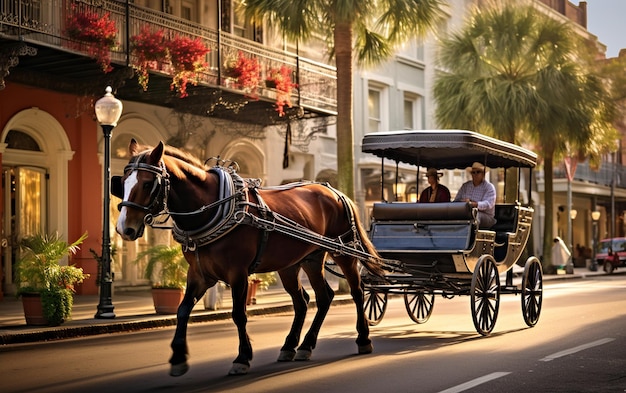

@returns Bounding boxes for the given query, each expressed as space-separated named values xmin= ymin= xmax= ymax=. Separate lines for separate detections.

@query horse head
xmin=116 ymin=139 xmax=168 ymax=241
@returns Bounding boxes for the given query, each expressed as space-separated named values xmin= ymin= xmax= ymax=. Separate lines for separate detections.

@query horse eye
xmin=143 ymin=181 xmax=153 ymax=191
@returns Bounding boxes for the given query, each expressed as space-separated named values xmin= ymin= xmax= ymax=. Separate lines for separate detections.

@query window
xmin=403 ymin=93 xmax=422 ymax=130
xmin=368 ymin=87 xmax=382 ymax=133
xmin=181 ymin=1 xmax=196 ymax=22
xmin=5 ymin=130 xmax=41 ymax=151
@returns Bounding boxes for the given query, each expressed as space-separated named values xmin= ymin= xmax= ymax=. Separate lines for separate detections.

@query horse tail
xmin=329 ymin=187 xmax=384 ymax=278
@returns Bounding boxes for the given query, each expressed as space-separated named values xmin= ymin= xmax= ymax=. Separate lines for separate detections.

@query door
xmin=2 ymin=166 xmax=47 ymax=294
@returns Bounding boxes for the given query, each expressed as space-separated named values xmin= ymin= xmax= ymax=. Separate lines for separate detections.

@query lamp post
xmin=567 ymin=209 xmax=577 ymax=274
xmin=94 ymin=86 xmax=122 ymax=319
xmin=591 ymin=210 xmax=601 ymax=271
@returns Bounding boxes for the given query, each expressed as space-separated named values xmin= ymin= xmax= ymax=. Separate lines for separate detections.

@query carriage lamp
xmin=591 ymin=210 xmax=601 ymax=271
xmin=94 ymin=86 xmax=123 ymax=319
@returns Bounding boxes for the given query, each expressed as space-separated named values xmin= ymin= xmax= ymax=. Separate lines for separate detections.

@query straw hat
xmin=425 ymin=168 xmax=443 ymax=178
xmin=470 ymin=162 xmax=486 ymax=172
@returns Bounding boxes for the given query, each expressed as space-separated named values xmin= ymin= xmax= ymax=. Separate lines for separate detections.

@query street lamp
xmin=567 ymin=209 xmax=577 ymax=274
xmin=591 ymin=210 xmax=601 ymax=271
xmin=94 ymin=86 xmax=122 ymax=319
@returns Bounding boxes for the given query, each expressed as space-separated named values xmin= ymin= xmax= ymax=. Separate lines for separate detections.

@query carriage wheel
xmin=521 ymin=257 xmax=543 ymax=327
xmin=470 ymin=256 xmax=500 ymax=336
xmin=404 ymin=290 xmax=435 ymax=324
xmin=363 ymin=287 xmax=387 ymax=326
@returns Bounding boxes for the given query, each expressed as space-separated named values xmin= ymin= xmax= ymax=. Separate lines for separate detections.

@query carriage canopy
xmin=361 ymin=130 xmax=537 ymax=169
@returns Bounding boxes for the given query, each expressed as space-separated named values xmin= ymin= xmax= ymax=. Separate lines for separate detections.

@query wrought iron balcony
xmin=0 ymin=0 xmax=337 ymax=125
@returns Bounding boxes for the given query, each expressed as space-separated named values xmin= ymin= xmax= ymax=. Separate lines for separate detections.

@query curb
xmin=0 ymin=297 xmax=355 ymax=345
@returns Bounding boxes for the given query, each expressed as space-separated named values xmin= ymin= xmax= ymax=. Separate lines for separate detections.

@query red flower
xmin=130 ymin=27 xmax=169 ymax=91
xmin=167 ymin=36 xmax=209 ymax=98
xmin=64 ymin=5 xmax=117 ymax=73
xmin=224 ymin=52 xmax=261 ymax=97
xmin=266 ymin=66 xmax=296 ymax=116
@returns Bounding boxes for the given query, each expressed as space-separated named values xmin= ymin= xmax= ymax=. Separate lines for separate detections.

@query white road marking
xmin=539 ymin=338 xmax=615 ymax=362
xmin=437 ymin=372 xmax=511 ymax=393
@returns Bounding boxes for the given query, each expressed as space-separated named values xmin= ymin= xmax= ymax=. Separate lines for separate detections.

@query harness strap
xmin=247 ymin=188 xmax=271 ymax=275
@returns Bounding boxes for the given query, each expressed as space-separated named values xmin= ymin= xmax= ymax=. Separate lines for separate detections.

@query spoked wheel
xmin=404 ymin=290 xmax=435 ymax=324
xmin=470 ymin=255 xmax=500 ymax=336
xmin=363 ymin=287 xmax=387 ymax=326
xmin=521 ymin=257 xmax=543 ymax=327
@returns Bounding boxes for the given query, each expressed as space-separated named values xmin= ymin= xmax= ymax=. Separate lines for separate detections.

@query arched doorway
xmin=0 ymin=109 xmax=73 ymax=295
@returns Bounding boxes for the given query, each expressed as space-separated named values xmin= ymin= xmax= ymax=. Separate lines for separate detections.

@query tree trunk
xmin=334 ymin=21 xmax=355 ymax=199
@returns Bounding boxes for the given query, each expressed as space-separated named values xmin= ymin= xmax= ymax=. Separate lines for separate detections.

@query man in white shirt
xmin=454 ymin=162 xmax=496 ymax=228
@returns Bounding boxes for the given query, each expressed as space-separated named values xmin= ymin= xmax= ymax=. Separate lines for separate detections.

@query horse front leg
xmin=169 ymin=283 xmax=206 ymax=376
xmin=229 ymin=279 xmax=253 ymax=375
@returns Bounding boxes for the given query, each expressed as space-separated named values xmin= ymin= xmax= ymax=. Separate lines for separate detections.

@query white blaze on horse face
xmin=116 ymin=171 xmax=139 ymax=235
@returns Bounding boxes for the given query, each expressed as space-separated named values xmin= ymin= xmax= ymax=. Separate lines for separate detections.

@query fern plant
xmin=134 ymin=244 xmax=188 ymax=289
xmin=15 ymin=232 xmax=88 ymax=326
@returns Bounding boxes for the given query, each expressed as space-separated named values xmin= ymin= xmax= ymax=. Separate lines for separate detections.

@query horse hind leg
xmin=276 ymin=264 xmax=311 ymax=362
xmin=294 ymin=252 xmax=335 ymax=361
xmin=334 ymin=255 xmax=373 ymax=355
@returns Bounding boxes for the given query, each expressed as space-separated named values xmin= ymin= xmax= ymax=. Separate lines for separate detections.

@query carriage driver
xmin=454 ymin=162 xmax=496 ymax=228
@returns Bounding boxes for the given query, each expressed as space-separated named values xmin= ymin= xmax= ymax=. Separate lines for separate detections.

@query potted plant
xmin=63 ymin=5 xmax=117 ymax=73
xmin=247 ymin=272 xmax=277 ymax=305
xmin=223 ymin=51 xmax=261 ymax=96
xmin=167 ymin=35 xmax=209 ymax=98
xmin=130 ymin=27 xmax=169 ymax=91
xmin=15 ymin=232 xmax=89 ymax=326
xmin=265 ymin=65 xmax=296 ymax=116
xmin=134 ymin=244 xmax=189 ymax=314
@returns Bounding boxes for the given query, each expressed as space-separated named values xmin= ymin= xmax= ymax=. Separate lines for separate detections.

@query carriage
xmin=329 ymin=130 xmax=543 ymax=336
xmin=115 ymin=130 xmax=541 ymax=376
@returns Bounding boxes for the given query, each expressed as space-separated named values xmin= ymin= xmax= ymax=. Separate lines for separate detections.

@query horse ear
xmin=150 ymin=141 xmax=165 ymax=163
xmin=129 ymin=138 xmax=139 ymax=156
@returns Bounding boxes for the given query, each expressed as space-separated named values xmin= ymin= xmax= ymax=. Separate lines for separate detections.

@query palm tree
xmin=240 ymin=0 xmax=447 ymax=199
xmin=433 ymin=1 xmax=617 ymax=272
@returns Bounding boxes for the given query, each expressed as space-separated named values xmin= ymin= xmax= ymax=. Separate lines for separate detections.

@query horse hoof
xmin=228 ymin=363 xmax=250 ymax=375
xmin=294 ymin=349 xmax=312 ymax=361
xmin=358 ymin=343 xmax=373 ymax=354
xmin=170 ymin=362 xmax=189 ymax=377
xmin=277 ymin=350 xmax=296 ymax=362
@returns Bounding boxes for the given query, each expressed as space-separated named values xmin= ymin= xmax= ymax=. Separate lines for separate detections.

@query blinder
xmin=111 ymin=176 xmax=124 ymax=199
xmin=117 ymin=160 xmax=169 ymax=215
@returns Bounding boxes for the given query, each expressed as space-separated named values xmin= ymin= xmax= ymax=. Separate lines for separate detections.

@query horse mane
xmin=162 ymin=145 xmax=207 ymax=170
xmin=133 ymin=142 xmax=207 ymax=171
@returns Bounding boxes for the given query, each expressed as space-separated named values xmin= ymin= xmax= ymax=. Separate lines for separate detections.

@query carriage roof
xmin=361 ymin=130 xmax=537 ymax=169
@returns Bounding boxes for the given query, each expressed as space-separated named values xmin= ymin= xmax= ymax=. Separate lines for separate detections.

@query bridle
xmin=117 ymin=159 xmax=170 ymax=226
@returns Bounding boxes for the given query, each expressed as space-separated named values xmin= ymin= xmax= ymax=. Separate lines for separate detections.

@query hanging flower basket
xmin=167 ymin=36 xmax=210 ymax=98
xmin=130 ymin=27 xmax=169 ymax=91
xmin=223 ymin=51 xmax=260 ymax=96
xmin=265 ymin=66 xmax=296 ymax=116
xmin=64 ymin=5 xmax=117 ymax=73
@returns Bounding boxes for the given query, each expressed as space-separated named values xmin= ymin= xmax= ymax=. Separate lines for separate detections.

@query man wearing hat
xmin=419 ymin=168 xmax=451 ymax=203
xmin=453 ymin=162 xmax=496 ymax=228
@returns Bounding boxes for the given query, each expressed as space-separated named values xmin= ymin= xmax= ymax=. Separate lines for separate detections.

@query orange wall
xmin=0 ymin=83 xmax=103 ymax=261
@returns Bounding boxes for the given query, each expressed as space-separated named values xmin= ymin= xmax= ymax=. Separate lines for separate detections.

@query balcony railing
xmin=0 ymin=0 xmax=337 ymax=114
xmin=553 ymin=160 xmax=626 ymax=188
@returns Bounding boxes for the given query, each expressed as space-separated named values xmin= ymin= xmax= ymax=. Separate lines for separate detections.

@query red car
xmin=595 ymin=238 xmax=626 ymax=273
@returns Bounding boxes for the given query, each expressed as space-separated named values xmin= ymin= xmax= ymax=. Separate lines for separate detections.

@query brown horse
xmin=115 ymin=139 xmax=383 ymax=376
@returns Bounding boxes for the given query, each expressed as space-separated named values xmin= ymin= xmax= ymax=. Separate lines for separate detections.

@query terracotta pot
xmin=246 ymin=279 xmax=261 ymax=305
xmin=151 ymin=288 xmax=184 ymax=314
xmin=21 ymin=293 xmax=48 ymax=326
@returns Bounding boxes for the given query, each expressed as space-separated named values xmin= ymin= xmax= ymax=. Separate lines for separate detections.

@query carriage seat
xmin=370 ymin=202 xmax=475 ymax=253
xmin=491 ymin=204 xmax=519 ymax=244
xmin=372 ymin=201 xmax=473 ymax=222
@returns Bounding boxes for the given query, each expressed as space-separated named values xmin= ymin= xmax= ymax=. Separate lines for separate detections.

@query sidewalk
xmin=0 ymin=267 xmax=611 ymax=345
